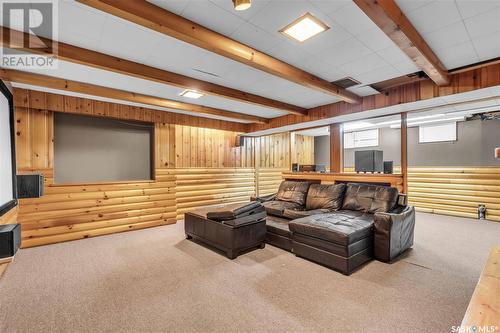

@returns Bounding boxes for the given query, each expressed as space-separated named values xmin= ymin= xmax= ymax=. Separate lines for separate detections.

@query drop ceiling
xmin=3 ymin=0 xmax=499 ymax=123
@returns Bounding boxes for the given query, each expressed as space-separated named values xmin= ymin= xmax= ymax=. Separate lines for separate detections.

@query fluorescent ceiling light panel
xmin=180 ymin=90 xmax=204 ymax=99
xmin=280 ymin=13 xmax=329 ymax=42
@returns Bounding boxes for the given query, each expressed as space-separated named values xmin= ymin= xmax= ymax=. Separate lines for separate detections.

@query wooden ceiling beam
xmin=76 ymin=0 xmax=362 ymax=104
xmin=1 ymin=27 xmax=306 ymax=116
xmin=353 ymin=0 xmax=450 ymax=86
xmin=0 ymin=69 xmax=269 ymax=124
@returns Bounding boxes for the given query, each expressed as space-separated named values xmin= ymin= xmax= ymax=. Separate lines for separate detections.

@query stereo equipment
xmin=299 ymin=164 xmax=316 ymax=172
xmin=355 ymin=150 xmax=383 ymax=173
xmin=383 ymin=161 xmax=394 ymax=174
xmin=291 ymin=163 xmax=299 ymax=172
xmin=0 ymin=224 xmax=21 ymax=258
xmin=315 ymin=164 xmax=326 ymax=173
xmin=16 ymin=174 xmax=44 ymax=199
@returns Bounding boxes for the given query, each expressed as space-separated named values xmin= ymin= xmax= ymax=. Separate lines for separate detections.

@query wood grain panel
xmin=256 ymin=133 xmax=290 ymax=168
xmin=293 ymin=134 xmax=314 ymax=165
xmin=0 ymin=206 xmax=18 ymax=225
xmin=258 ymin=168 xmax=288 ymax=196
xmin=248 ymin=63 xmax=500 ymax=133
xmin=407 ymin=167 xmax=500 ymax=221
xmin=172 ymin=168 xmax=256 ymax=220
xmin=14 ymin=88 xmax=249 ymax=132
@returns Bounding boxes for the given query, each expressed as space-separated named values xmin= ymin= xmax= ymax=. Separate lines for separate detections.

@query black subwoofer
xmin=355 ymin=150 xmax=383 ymax=173
xmin=0 ymin=224 xmax=21 ymax=258
xmin=17 ymin=174 xmax=44 ymax=199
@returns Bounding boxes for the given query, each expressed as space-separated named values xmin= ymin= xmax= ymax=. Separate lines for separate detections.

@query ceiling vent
xmin=191 ymin=68 xmax=221 ymax=78
xmin=331 ymin=77 xmax=361 ymax=89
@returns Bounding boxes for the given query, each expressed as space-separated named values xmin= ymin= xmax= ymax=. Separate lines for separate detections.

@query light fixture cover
xmin=180 ymin=90 xmax=204 ymax=99
xmin=280 ymin=13 xmax=329 ymax=42
xmin=233 ymin=0 xmax=251 ymax=11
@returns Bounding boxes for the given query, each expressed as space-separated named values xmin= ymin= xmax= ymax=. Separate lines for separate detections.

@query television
xmin=0 ymin=80 xmax=17 ymax=217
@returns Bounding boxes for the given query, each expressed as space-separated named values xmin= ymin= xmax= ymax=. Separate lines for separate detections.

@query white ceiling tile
xmin=434 ymin=41 xmax=479 ymax=69
xmin=146 ymin=0 xmax=190 ymax=15
xmin=317 ymin=38 xmax=372 ymax=67
xmin=376 ymin=45 xmax=413 ymax=64
xmin=178 ymin=0 xmax=245 ymax=36
xmin=309 ymin=0 xmax=351 ymax=15
xmin=293 ymin=24 xmax=353 ymax=55
xmin=265 ymin=41 xmax=313 ymax=67
xmin=464 ymin=8 xmax=500 ymax=39
xmin=355 ymin=65 xmax=401 ymax=85
xmin=341 ymin=54 xmax=388 ymax=76
xmin=355 ymin=28 xmax=395 ymax=52
xmin=395 ymin=0 xmax=433 ymax=13
xmin=230 ymin=23 xmax=283 ymax=54
xmin=58 ymin=1 xmax=106 ymax=42
xmin=347 ymin=85 xmax=380 ymax=97
xmin=456 ymin=0 xmax=500 ymax=19
xmin=403 ymin=1 xmax=462 ymax=34
xmin=392 ymin=60 xmax=420 ymax=75
xmin=315 ymin=64 xmax=349 ymax=82
xmin=472 ymin=31 xmax=500 ymax=61
xmin=327 ymin=2 xmax=378 ymax=35
xmin=423 ymin=21 xmax=470 ymax=51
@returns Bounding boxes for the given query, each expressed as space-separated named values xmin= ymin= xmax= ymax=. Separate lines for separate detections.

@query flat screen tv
xmin=0 ymin=80 xmax=17 ymax=217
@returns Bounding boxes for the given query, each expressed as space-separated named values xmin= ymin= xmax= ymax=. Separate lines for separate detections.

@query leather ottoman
xmin=289 ymin=211 xmax=374 ymax=275
xmin=184 ymin=202 xmax=267 ymax=259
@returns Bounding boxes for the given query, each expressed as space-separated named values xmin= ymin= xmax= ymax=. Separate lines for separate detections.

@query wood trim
xmin=353 ymin=0 xmax=449 ymax=85
xmin=329 ymin=123 xmax=342 ymax=173
xmin=248 ymin=62 xmax=500 ymax=133
xmin=1 ymin=27 xmax=306 ymax=116
xmin=76 ymin=0 xmax=361 ymax=104
xmin=14 ymin=88 xmax=250 ymax=133
xmin=461 ymin=246 xmax=500 ymax=328
xmin=1 ymin=69 xmax=268 ymax=124
xmin=401 ymin=113 xmax=408 ymax=194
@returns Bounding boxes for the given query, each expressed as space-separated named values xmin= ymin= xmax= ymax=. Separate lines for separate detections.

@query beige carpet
xmin=0 ymin=212 xmax=498 ymax=333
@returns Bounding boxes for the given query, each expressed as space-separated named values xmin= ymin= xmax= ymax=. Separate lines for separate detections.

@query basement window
xmin=344 ymin=129 xmax=379 ymax=149
xmin=419 ymin=122 xmax=457 ymax=143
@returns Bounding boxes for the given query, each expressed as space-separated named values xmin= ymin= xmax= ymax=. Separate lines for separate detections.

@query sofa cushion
xmin=266 ymin=215 xmax=292 ymax=238
xmin=206 ymin=201 xmax=263 ymax=221
xmin=306 ymin=183 xmax=346 ymax=211
xmin=283 ymin=208 xmax=329 ymax=220
xmin=341 ymin=183 xmax=398 ymax=214
xmin=275 ymin=181 xmax=311 ymax=206
xmin=262 ymin=200 xmax=302 ymax=217
xmin=289 ymin=210 xmax=374 ymax=246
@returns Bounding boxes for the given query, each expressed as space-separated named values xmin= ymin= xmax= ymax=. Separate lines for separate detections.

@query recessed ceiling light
xmin=180 ymin=90 xmax=204 ymax=99
xmin=280 ymin=13 xmax=329 ymax=42
xmin=233 ymin=0 xmax=251 ymax=11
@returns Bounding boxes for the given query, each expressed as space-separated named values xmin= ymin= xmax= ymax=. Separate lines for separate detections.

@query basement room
xmin=0 ymin=0 xmax=499 ymax=332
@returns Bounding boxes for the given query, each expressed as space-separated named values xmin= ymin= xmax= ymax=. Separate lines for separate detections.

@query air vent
xmin=191 ymin=68 xmax=221 ymax=78
xmin=332 ymin=77 xmax=361 ymax=89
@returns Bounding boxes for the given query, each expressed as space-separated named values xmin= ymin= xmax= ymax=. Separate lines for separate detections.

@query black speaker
xmin=291 ymin=163 xmax=299 ymax=172
xmin=315 ymin=164 xmax=326 ymax=172
xmin=17 ymin=174 xmax=44 ymax=199
xmin=384 ymin=161 xmax=394 ymax=174
xmin=355 ymin=150 xmax=383 ymax=173
xmin=0 ymin=224 xmax=21 ymax=258
xmin=235 ymin=136 xmax=245 ymax=147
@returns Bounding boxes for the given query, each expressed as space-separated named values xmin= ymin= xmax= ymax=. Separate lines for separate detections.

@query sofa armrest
xmin=373 ymin=205 xmax=415 ymax=262
xmin=251 ymin=193 xmax=276 ymax=203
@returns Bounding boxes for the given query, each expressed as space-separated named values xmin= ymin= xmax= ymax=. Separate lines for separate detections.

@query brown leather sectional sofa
xmin=255 ymin=181 xmax=415 ymax=275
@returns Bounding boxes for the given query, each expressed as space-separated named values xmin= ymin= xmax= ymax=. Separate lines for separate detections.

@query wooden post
xmin=330 ymin=124 xmax=343 ymax=173
xmin=401 ymin=113 xmax=408 ymax=194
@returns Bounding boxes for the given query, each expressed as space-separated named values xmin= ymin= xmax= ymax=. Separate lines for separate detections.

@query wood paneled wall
xmin=248 ymin=63 xmax=500 ymax=133
xmin=408 ymin=167 xmax=500 ymax=222
xmin=293 ymin=134 xmax=314 ymax=165
xmin=0 ymin=206 xmax=18 ymax=225
xmin=255 ymin=133 xmax=290 ymax=169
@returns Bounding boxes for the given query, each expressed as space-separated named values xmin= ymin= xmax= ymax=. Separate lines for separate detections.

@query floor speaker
xmin=384 ymin=161 xmax=394 ymax=174
xmin=355 ymin=150 xmax=383 ymax=173
xmin=0 ymin=224 xmax=21 ymax=258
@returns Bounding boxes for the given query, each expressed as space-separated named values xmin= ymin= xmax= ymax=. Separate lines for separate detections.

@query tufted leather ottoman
xmin=184 ymin=202 xmax=267 ymax=259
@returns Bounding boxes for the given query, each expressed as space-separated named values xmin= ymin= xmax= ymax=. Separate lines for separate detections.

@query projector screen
xmin=0 ymin=80 xmax=17 ymax=217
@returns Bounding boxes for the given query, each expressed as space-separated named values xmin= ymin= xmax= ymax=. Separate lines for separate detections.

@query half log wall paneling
xmin=407 ymin=167 xmax=500 ymax=222
xmin=0 ymin=207 xmax=18 ymax=225
xmin=174 ymin=168 xmax=256 ymax=220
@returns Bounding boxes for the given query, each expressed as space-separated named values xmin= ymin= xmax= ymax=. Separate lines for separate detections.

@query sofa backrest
xmin=341 ymin=183 xmax=399 ymax=214
xmin=305 ymin=183 xmax=346 ymax=211
xmin=275 ymin=181 xmax=311 ymax=206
